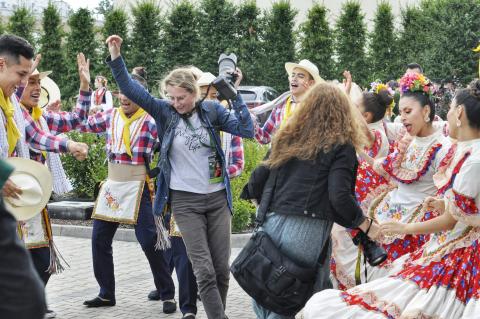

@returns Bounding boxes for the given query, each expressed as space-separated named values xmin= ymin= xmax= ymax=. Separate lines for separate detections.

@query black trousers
xmin=29 ymin=246 xmax=51 ymax=286
xmin=91 ymin=187 xmax=175 ymax=301
xmin=0 ymin=199 xmax=46 ymax=319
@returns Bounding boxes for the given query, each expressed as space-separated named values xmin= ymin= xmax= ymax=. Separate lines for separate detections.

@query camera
xmin=352 ymin=230 xmax=387 ymax=266
xmin=212 ymin=53 xmax=238 ymax=101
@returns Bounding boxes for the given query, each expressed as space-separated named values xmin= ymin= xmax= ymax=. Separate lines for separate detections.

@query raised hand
xmin=30 ymin=54 xmax=42 ymax=75
xmin=342 ymin=70 xmax=352 ymax=95
xmin=77 ymin=53 xmax=90 ymax=91
xmin=105 ymin=35 xmax=123 ymax=60
xmin=46 ymin=100 xmax=62 ymax=113
xmin=234 ymin=67 xmax=243 ymax=88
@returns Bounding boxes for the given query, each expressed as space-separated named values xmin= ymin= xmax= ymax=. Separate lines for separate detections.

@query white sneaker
xmin=44 ymin=309 xmax=57 ymax=319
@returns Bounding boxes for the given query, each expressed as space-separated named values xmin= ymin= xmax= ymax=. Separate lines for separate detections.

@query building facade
xmin=0 ymin=0 xmax=71 ymax=20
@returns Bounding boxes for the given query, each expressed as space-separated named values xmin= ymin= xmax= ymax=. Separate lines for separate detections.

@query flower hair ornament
xmin=399 ymin=73 xmax=434 ymax=97
xmin=370 ymin=80 xmax=395 ymax=111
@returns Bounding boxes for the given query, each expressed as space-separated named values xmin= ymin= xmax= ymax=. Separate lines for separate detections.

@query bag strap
xmin=255 ymin=167 xmax=279 ymax=227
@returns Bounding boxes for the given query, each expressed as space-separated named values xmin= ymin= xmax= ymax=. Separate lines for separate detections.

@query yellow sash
xmin=118 ymin=108 xmax=146 ymax=157
xmin=280 ymin=96 xmax=299 ymax=128
xmin=31 ymin=105 xmax=43 ymax=121
xmin=0 ymin=88 xmax=20 ymax=155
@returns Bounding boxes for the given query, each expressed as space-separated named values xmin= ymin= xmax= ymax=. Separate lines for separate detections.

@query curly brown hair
xmin=266 ymin=82 xmax=366 ymax=168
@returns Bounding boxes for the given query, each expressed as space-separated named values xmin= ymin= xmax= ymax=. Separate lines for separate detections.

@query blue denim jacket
xmin=107 ymin=56 xmax=254 ymax=215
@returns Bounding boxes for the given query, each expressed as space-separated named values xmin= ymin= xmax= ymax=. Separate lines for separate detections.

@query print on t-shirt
xmin=175 ymin=119 xmax=210 ymax=152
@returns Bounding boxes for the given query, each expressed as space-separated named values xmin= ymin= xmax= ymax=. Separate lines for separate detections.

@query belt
xmin=108 ymin=163 xmax=146 ymax=182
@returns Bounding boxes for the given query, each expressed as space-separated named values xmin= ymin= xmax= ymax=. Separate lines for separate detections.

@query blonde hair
xmin=266 ymin=83 xmax=366 ymax=168
xmin=96 ymin=75 xmax=108 ymax=87
xmin=161 ymin=67 xmax=200 ymax=98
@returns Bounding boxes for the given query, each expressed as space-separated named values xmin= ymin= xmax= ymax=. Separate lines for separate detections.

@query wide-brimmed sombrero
xmin=3 ymin=157 xmax=53 ymax=221
xmin=39 ymin=73 xmax=61 ymax=108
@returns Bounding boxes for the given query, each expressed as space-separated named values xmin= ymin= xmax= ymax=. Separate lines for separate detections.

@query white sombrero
xmin=197 ymin=72 xmax=216 ymax=87
xmin=40 ymin=74 xmax=61 ymax=108
xmin=285 ymin=59 xmax=324 ymax=84
xmin=4 ymin=158 xmax=53 ymax=221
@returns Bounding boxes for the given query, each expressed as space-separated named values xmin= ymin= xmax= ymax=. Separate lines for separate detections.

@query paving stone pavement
xmin=46 ymin=236 xmax=256 ymax=319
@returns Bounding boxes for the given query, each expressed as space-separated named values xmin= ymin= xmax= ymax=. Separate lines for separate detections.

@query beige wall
xmin=114 ymin=0 xmax=420 ymax=28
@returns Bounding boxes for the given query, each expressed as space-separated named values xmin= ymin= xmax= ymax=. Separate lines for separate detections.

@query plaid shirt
xmin=45 ymin=90 xmax=91 ymax=135
xmin=226 ymin=135 xmax=244 ymax=178
xmin=22 ymin=109 xmax=68 ymax=154
xmin=254 ymin=93 xmax=290 ymax=144
xmin=79 ymin=108 xmax=158 ymax=165
xmin=29 ymin=90 xmax=91 ymax=163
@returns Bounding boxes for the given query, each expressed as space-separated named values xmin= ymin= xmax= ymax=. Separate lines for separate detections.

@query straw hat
xmin=40 ymin=74 xmax=61 ymax=108
xmin=197 ymin=72 xmax=217 ymax=87
xmin=3 ymin=158 xmax=53 ymax=221
xmin=285 ymin=59 xmax=324 ymax=84
xmin=30 ymin=69 xmax=52 ymax=80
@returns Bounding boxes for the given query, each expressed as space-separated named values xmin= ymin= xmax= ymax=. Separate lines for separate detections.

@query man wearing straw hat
xmin=0 ymin=34 xmax=88 ymax=319
xmin=253 ymin=59 xmax=323 ymax=144
xmin=0 ymin=35 xmax=88 ymax=192
xmin=16 ymin=53 xmax=93 ymax=319
xmin=78 ymin=67 xmax=176 ymax=314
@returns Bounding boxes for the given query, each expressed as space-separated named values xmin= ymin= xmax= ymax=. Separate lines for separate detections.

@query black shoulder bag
xmin=231 ymin=168 xmax=328 ymax=316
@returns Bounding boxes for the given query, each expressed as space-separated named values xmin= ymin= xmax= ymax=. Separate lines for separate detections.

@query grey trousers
xmin=171 ymin=189 xmax=231 ymax=319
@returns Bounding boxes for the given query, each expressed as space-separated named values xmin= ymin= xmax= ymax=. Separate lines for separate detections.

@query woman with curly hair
xmin=242 ymin=82 xmax=379 ymax=319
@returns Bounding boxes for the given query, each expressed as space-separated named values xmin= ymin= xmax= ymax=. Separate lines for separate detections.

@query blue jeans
xmin=91 ymin=187 xmax=175 ymax=301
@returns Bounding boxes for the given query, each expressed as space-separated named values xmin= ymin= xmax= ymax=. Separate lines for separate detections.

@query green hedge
xmin=61 ymin=131 xmax=108 ymax=198
xmin=230 ymin=139 xmax=268 ymax=232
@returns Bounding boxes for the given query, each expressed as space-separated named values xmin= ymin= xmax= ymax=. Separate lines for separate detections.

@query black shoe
xmin=163 ymin=300 xmax=177 ymax=314
xmin=147 ymin=290 xmax=160 ymax=301
xmin=182 ymin=314 xmax=196 ymax=319
xmin=83 ymin=296 xmax=116 ymax=307
xmin=44 ymin=309 xmax=57 ymax=319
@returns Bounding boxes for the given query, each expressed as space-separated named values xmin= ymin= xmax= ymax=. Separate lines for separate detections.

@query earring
xmin=424 ymin=115 xmax=430 ymax=123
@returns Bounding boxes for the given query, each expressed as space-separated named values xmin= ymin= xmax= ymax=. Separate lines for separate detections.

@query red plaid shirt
xmin=28 ymin=90 xmax=91 ymax=163
xmin=79 ymin=108 xmax=158 ymax=165
xmin=226 ymin=135 xmax=244 ymax=178
xmin=254 ymin=94 xmax=290 ymax=144
xmin=22 ymin=110 xmax=68 ymax=154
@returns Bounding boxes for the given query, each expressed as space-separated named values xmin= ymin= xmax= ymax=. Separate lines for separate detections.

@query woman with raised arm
xmin=105 ymin=35 xmax=253 ymax=319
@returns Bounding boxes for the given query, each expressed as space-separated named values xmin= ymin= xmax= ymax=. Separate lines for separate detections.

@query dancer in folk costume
xmin=17 ymin=54 xmax=91 ymax=319
xmin=304 ymin=79 xmax=480 ymax=319
xmin=90 ymin=75 xmax=113 ymax=113
xmin=330 ymin=73 xmax=453 ymax=289
xmin=254 ymin=59 xmax=323 ymax=144
xmin=330 ymin=77 xmax=394 ymax=290
xmin=0 ymin=34 xmax=88 ymax=319
xmin=80 ymin=69 xmax=176 ymax=313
